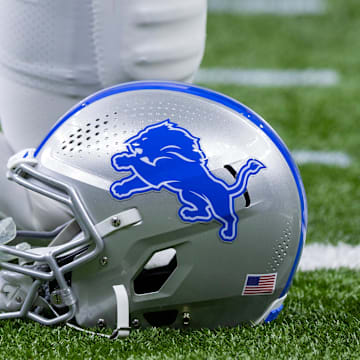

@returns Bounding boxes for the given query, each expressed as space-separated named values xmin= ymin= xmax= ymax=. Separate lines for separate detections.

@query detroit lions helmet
xmin=0 ymin=81 xmax=306 ymax=337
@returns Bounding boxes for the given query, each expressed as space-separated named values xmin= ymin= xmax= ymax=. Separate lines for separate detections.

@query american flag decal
xmin=242 ymin=273 xmax=277 ymax=295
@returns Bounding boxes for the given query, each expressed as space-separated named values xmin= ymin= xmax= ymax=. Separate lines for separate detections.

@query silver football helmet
xmin=0 ymin=81 xmax=307 ymax=337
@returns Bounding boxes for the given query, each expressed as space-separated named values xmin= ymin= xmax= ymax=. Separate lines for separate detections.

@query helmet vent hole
xmin=143 ymin=310 xmax=178 ymax=327
xmin=134 ymin=249 xmax=177 ymax=294
xmin=267 ymin=222 xmax=292 ymax=272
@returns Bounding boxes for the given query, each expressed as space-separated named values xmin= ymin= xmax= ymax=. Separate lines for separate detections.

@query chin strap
xmin=65 ymin=284 xmax=130 ymax=339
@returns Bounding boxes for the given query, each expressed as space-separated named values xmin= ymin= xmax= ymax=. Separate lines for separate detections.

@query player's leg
xmin=0 ymin=0 xmax=207 ymax=150
xmin=0 ymin=0 xmax=207 ymax=230
xmin=0 ymin=78 xmax=83 ymax=153
xmin=0 ymin=132 xmax=36 ymax=229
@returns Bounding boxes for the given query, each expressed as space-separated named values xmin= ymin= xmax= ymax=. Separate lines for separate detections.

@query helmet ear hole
xmin=133 ymin=251 xmax=177 ymax=294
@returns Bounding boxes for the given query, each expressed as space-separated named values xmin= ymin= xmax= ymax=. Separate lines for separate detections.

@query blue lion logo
xmin=110 ymin=120 xmax=265 ymax=242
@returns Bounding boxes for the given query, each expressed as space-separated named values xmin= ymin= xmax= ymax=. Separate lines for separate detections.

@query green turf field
xmin=1 ymin=0 xmax=360 ymax=358
xmin=1 ymin=271 xmax=359 ymax=359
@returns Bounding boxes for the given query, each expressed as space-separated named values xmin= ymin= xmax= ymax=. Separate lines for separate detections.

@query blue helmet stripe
xmin=34 ymin=81 xmax=307 ymax=297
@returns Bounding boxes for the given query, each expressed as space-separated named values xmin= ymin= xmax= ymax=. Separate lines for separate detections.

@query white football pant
xmin=0 ymin=0 xmax=207 ymax=230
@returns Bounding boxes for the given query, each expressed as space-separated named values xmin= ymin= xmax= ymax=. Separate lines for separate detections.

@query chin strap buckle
xmin=50 ymin=287 xmax=77 ymax=308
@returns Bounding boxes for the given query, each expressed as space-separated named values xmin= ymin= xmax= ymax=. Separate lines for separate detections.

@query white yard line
xmin=292 ymin=150 xmax=351 ymax=168
xmin=195 ymin=68 xmax=339 ymax=87
xmin=208 ymin=0 xmax=326 ymax=15
xmin=299 ymin=243 xmax=360 ymax=271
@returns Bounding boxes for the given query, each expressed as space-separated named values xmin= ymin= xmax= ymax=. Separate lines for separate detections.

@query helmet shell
xmin=35 ymin=81 xmax=307 ymax=328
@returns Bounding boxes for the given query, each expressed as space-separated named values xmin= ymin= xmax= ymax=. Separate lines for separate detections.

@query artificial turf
xmin=0 ymin=270 xmax=359 ymax=359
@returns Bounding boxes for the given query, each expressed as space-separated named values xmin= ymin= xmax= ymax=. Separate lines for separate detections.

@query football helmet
xmin=0 ymin=81 xmax=307 ymax=337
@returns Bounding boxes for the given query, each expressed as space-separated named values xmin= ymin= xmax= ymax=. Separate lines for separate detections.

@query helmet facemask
xmin=0 ymin=151 xmax=139 ymax=336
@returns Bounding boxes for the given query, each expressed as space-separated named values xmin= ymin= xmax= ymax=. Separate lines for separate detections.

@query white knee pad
xmin=92 ymin=0 xmax=207 ymax=85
